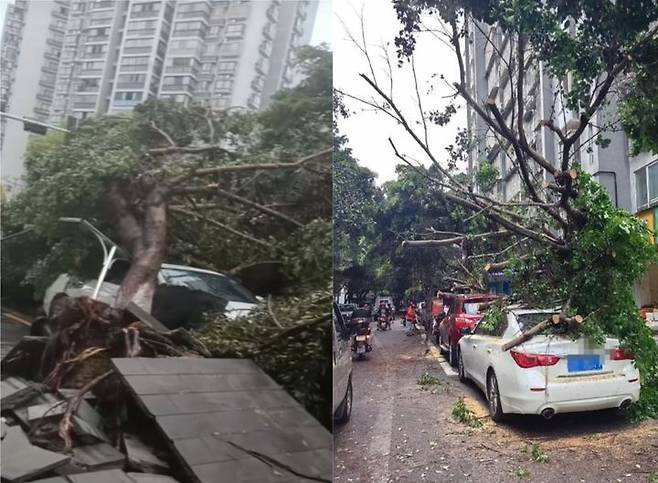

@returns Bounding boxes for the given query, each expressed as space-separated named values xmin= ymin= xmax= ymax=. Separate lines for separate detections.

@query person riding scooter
xmin=404 ymin=302 xmax=417 ymax=336
xmin=375 ymin=302 xmax=390 ymax=330
xmin=350 ymin=306 xmax=373 ymax=359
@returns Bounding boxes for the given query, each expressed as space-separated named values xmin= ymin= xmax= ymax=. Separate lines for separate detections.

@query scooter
xmin=377 ymin=314 xmax=391 ymax=331
xmin=351 ymin=318 xmax=373 ymax=360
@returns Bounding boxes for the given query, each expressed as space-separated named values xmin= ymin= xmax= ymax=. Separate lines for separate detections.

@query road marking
xmin=426 ymin=338 xmax=458 ymax=377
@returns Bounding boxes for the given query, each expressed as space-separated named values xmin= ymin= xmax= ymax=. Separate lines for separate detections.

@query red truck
xmin=435 ymin=292 xmax=499 ymax=366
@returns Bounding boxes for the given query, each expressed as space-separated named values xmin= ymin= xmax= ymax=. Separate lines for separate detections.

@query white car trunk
xmin=515 ymin=335 xmax=637 ymax=401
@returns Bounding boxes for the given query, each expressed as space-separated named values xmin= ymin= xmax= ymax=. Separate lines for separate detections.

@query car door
xmin=333 ymin=303 xmax=352 ymax=414
xmin=467 ymin=312 xmax=506 ymax=389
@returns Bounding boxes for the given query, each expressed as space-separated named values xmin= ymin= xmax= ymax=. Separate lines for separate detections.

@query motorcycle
xmin=377 ymin=314 xmax=391 ymax=331
xmin=350 ymin=317 xmax=373 ymax=359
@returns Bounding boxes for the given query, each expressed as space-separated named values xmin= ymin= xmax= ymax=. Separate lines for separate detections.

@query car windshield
xmin=160 ymin=268 xmax=257 ymax=304
xmin=516 ymin=312 xmax=555 ymax=331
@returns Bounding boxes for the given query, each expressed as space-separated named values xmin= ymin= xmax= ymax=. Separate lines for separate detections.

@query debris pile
xmin=1 ymin=297 xmax=332 ymax=483
xmin=0 ymin=297 xmax=206 ymax=482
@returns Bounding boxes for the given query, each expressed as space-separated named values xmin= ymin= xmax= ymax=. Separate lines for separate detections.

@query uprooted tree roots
xmin=5 ymin=296 xmax=210 ymax=451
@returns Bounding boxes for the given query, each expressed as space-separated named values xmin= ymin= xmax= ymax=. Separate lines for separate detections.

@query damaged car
xmin=38 ymin=218 xmax=259 ymax=332
xmin=458 ymin=308 xmax=640 ymax=421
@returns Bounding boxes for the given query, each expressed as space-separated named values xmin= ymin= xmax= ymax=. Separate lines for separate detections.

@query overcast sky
xmin=333 ymin=0 xmax=465 ymax=184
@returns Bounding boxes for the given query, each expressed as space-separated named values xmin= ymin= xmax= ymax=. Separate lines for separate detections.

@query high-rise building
xmin=463 ymin=18 xmax=658 ymax=304
xmin=0 ymin=0 xmax=70 ymax=191
xmin=463 ymin=19 xmax=632 ymax=211
xmin=1 ymin=0 xmax=319 ymax=189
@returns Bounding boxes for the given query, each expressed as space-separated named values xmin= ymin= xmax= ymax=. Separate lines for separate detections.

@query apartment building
xmin=464 ymin=18 xmax=658 ymax=305
xmin=0 ymin=0 xmax=70 ymax=191
xmin=463 ymin=19 xmax=631 ymax=211
xmin=1 ymin=0 xmax=318 ymax=189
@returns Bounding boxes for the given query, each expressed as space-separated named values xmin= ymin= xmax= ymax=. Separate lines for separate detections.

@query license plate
xmin=356 ymin=335 xmax=367 ymax=341
xmin=567 ymin=354 xmax=602 ymax=372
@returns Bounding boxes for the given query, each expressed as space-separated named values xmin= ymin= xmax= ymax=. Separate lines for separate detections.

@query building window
xmin=225 ymin=23 xmax=245 ymax=38
xmin=217 ymin=61 xmax=236 ymax=72
xmin=215 ymin=79 xmax=233 ymax=91
xmin=222 ymin=42 xmax=241 ymax=56
xmin=114 ymin=91 xmax=143 ymax=101
xmin=635 ymin=162 xmax=658 ymax=210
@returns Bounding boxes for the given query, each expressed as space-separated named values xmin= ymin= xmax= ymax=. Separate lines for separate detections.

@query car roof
xmin=160 ymin=263 xmax=228 ymax=278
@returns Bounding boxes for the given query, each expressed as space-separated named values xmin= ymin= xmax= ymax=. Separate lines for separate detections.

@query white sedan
xmin=458 ymin=308 xmax=641 ymax=421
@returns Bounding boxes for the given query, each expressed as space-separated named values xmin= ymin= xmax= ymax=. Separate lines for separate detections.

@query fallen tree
xmin=341 ymin=1 xmax=658 ymax=416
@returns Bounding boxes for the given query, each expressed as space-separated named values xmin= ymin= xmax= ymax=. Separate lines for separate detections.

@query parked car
xmin=339 ymin=303 xmax=357 ymax=321
xmin=436 ymin=292 xmax=499 ymax=365
xmin=458 ymin=308 xmax=640 ymax=421
xmin=333 ymin=302 xmax=353 ymax=424
xmin=43 ymin=263 xmax=259 ymax=328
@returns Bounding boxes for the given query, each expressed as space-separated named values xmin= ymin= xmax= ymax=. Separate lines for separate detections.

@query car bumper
xmin=501 ymin=374 xmax=641 ymax=415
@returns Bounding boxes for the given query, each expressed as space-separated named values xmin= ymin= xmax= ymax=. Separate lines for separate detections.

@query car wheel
xmin=487 ymin=370 xmax=504 ymax=422
xmin=458 ymin=349 xmax=467 ymax=383
xmin=448 ymin=341 xmax=458 ymax=366
xmin=335 ymin=378 xmax=353 ymax=424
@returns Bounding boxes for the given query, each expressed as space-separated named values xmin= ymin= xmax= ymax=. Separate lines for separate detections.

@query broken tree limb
xmin=402 ymin=230 xmax=510 ymax=248
xmin=484 ymin=254 xmax=530 ymax=272
xmin=501 ymin=313 xmax=584 ymax=352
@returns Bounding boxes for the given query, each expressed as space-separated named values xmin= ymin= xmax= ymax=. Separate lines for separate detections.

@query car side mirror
xmin=460 ymin=327 xmax=473 ymax=335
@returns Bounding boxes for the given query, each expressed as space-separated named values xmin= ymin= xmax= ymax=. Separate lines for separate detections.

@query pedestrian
xmin=404 ymin=302 xmax=416 ymax=336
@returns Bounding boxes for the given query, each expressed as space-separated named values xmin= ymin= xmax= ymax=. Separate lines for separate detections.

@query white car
xmin=333 ymin=302 xmax=353 ymax=424
xmin=458 ymin=308 xmax=640 ymax=421
xmin=43 ymin=264 xmax=259 ymax=321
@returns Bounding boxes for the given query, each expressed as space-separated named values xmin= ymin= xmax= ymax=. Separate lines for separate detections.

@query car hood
xmin=223 ymin=301 xmax=258 ymax=319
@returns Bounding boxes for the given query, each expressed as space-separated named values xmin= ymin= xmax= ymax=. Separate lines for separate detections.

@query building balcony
xmin=130 ymin=10 xmax=161 ymax=19
xmin=73 ymin=101 xmax=97 ymax=109
xmin=80 ymin=68 xmax=104 ymax=76
xmin=82 ymin=52 xmax=107 ymax=59
xmin=165 ymin=65 xmax=198 ymax=75
xmin=176 ymin=10 xmax=210 ymax=21
xmin=123 ymin=46 xmax=153 ymax=54
xmin=116 ymin=81 xmax=146 ymax=89
xmin=83 ymin=34 xmax=110 ymax=43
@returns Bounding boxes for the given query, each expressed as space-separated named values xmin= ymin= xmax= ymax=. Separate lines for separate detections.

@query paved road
xmin=1 ymin=309 xmax=31 ymax=359
xmin=335 ymin=318 xmax=658 ymax=483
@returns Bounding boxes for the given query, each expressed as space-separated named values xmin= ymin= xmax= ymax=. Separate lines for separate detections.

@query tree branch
xmin=170 ymin=206 xmax=278 ymax=251
xmin=402 ymin=230 xmax=510 ymax=248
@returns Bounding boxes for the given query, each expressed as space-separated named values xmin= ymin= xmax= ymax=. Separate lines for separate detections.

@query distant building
xmin=463 ymin=19 xmax=632 ymax=210
xmin=463 ymin=18 xmax=657 ymax=305
xmin=1 ymin=0 xmax=318 ymax=189
xmin=0 ymin=0 xmax=70 ymax=193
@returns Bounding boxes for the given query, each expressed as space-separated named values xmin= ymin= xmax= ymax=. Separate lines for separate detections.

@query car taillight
xmin=611 ymin=348 xmax=635 ymax=360
xmin=510 ymin=351 xmax=560 ymax=368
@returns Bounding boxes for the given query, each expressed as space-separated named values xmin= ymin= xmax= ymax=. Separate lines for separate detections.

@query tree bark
xmin=108 ymin=182 xmax=168 ymax=313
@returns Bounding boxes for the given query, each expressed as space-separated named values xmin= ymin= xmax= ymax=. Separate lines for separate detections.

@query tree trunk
xmin=108 ymin=183 xmax=168 ymax=313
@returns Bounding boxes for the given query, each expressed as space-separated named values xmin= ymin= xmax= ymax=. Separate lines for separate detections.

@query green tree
xmin=3 ymin=46 xmax=332 ymax=312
